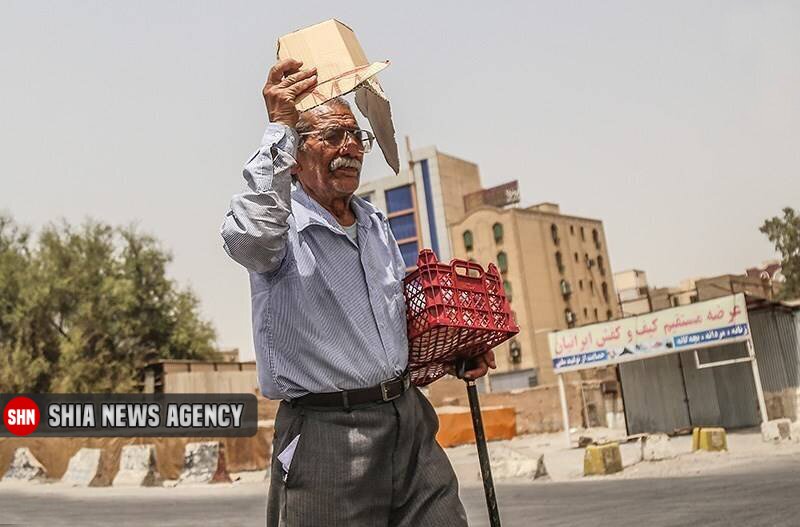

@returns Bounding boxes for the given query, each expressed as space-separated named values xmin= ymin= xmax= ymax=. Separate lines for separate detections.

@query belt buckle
xmin=380 ymin=377 xmax=402 ymax=402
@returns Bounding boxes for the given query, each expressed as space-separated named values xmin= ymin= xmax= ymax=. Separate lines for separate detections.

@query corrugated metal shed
xmin=749 ymin=306 xmax=800 ymax=392
xmin=619 ymin=301 xmax=800 ymax=434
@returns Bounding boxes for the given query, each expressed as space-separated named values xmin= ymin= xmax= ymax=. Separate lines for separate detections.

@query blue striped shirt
xmin=221 ymin=124 xmax=409 ymax=400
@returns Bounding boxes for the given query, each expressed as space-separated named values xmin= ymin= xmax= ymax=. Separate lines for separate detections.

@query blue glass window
xmin=385 ymin=185 xmax=413 ymax=213
xmin=399 ymin=241 xmax=419 ymax=268
xmin=389 ymin=214 xmax=417 ymax=241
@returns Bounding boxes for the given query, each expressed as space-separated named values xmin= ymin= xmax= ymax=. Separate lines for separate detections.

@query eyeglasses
xmin=299 ymin=127 xmax=375 ymax=153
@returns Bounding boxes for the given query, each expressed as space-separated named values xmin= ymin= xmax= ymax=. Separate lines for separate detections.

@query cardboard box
xmin=277 ymin=19 xmax=399 ymax=174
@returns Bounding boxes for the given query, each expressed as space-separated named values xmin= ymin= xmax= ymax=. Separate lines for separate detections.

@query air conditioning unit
xmin=509 ymin=340 xmax=522 ymax=364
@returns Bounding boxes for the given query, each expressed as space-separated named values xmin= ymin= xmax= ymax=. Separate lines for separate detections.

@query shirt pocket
xmin=391 ymin=281 xmax=407 ymax=321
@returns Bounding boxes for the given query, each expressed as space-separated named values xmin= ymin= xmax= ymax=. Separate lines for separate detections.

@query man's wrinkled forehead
xmin=306 ymin=104 xmax=358 ymax=129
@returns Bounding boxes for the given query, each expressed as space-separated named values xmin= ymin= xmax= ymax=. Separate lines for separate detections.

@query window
xmin=503 ymin=280 xmax=513 ymax=301
xmin=497 ymin=251 xmax=508 ymax=273
xmin=493 ymin=223 xmax=504 ymax=244
xmin=579 ymin=279 xmax=584 ymax=290
xmin=385 ymin=186 xmax=414 ymax=213
xmin=385 ymin=185 xmax=420 ymax=266
xmin=590 ymin=280 xmax=595 ymax=296
xmin=388 ymin=214 xmax=416 ymax=241
xmin=601 ymin=282 xmax=609 ymax=303
xmin=594 ymin=308 xmax=599 ymax=320
xmin=570 ymin=225 xmax=575 ymax=235
xmin=565 ymin=309 xmax=576 ymax=328
xmin=574 ymin=252 xmax=579 ymax=263
xmin=597 ymin=255 xmax=605 ymax=276
xmin=606 ymin=309 xmax=613 ymax=320
xmin=550 ymin=224 xmax=559 ymax=245
xmin=580 ymin=226 xmax=585 ymax=241
xmin=555 ymin=251 xmax=564 ymax=273
xmin=463 ymin=230 xmax=474 ymax=251
xmin=398 ymin=241 xmax=419 ymax=268
xmin=583 ymin=307 xmax=588 ymax=318
xmin=592 ymin=228 xmax=601 ymax=249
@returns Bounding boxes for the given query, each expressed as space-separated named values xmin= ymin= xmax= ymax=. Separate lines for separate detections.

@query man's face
xmin=295 ymin=105 xmax=365 ymax=201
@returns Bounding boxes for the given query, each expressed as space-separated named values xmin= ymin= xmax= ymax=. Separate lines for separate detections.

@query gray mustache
xmin=329 ymin=157 xmax=362 ymax=172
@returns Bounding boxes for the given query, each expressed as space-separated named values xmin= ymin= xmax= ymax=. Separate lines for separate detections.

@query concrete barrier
xmin=584 ymin=443 xmax=623 ymax=476
xmin=113 ymin=445 xmax=162 ymax=487
xmin=692 ymin=427 xmax=727 ymax=452
xmin=177 ymin=441 xmax=231 ymax=484
xmin=488 ymin=445 xmax=547 ymax=481
xmin=641 ymin=433 xmax=675 ymax=461
xmin=761 ymin=419 xmax=792 ymax=442
xmin=61 ymin=448 xmax=103 ymax=487
xmin=2 ymin=447 xmax=47 ymax=482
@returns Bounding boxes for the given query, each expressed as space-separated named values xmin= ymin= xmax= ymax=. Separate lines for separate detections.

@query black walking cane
xmin=455 ymin=357 xmax=502 ymax=527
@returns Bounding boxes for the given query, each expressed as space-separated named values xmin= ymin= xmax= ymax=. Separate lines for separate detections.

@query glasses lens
xmin=356 ymin=130 xmax=374 ymax=153
xmin=320 ymin=128 xmax=373 ymax=153
xmin=321 ymin=128 xmax=346 ymax=145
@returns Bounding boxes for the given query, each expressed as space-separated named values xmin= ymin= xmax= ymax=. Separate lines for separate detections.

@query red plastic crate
xmin=404 ymin=250 xmax=519 ymax=386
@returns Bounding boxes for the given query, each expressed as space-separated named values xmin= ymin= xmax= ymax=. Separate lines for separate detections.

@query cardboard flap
xmin=355 ymin=78 xmax=399 ymax=174
xmin=294 ymin=61 xmax=388 ymax=112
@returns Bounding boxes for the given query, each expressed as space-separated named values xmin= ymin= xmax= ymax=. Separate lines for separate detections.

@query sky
xmin=1 ymin=1 xmax=798 ymax=360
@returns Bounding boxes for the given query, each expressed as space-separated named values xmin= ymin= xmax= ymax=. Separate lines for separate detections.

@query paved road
xmin=2 ymin=457 xmax=798 ymax=526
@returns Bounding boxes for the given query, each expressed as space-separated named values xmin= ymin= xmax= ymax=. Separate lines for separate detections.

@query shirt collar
xmin=292 ymin=182 xmax=385 ymax=233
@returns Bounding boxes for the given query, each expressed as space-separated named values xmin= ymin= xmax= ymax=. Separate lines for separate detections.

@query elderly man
xmin=221 ymin=59 xmax=495 ymax=526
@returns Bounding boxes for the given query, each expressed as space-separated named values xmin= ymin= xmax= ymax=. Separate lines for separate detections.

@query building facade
xmin=359 ymin=146 xmax=620 ymax=386
xmin=614 ymin=269 xmax=652 ymax=316
xmin=449 ymin=204 xmax=620 ymax=385
xmin=616 ymin=260 xmax=785 ymax=316
xmin=357 ymin=146 xmax=483 ymax=269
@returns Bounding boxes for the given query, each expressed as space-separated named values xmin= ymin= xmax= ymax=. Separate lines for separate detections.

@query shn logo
xmin=3 ymin=396 xmax=40 ymax=436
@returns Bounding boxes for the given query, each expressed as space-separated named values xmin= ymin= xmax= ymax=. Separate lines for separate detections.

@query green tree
xmin=0 ymin=216 xmax=52 ymax=392
xmin=760 ymin=207 xmax=800 ymax=300
xmin=0 ymin=215 xmax=218 ymax=392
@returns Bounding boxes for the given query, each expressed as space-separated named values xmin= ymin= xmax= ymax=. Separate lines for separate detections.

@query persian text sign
xmin=463 ymin=181 xmax=520 ymax=211
xmin=548 ymin=294 xmax=749 ymax=373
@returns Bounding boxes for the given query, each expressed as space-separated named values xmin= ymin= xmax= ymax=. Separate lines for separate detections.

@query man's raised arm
xmin=220 ymin=60 xmax=317 ymax=274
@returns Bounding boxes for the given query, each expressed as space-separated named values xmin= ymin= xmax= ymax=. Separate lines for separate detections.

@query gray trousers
xmin=266 ymin=386 xmax=468 ymax=526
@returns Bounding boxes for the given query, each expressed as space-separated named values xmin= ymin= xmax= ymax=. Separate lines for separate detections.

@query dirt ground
xmin=446 ymin=424 xmax=800 ymax=484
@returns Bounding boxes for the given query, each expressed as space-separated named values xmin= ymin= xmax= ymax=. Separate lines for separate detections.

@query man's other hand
xmin=263 ymin=59 xmax=318 ymax=128
xmin=445 ymin=348 xmax=497 ymax=381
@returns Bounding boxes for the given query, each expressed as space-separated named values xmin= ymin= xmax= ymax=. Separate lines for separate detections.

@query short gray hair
xmin=295 ymin=97 xmax=352 ymax=149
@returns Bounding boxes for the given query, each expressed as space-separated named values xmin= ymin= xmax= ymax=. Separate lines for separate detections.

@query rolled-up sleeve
xmin=221 ymin=124 xmax=299 ymax=274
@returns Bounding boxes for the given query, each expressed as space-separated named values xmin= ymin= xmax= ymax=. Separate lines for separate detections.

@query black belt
xmin=292 ymin=371 xmax=411 ymax=409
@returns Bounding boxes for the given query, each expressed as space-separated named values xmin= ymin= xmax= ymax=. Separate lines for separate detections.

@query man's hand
xmin=445 ymin=348 xmax=497 ymax=381
xmin=263 ymin=59 xmax=318 ymax=128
